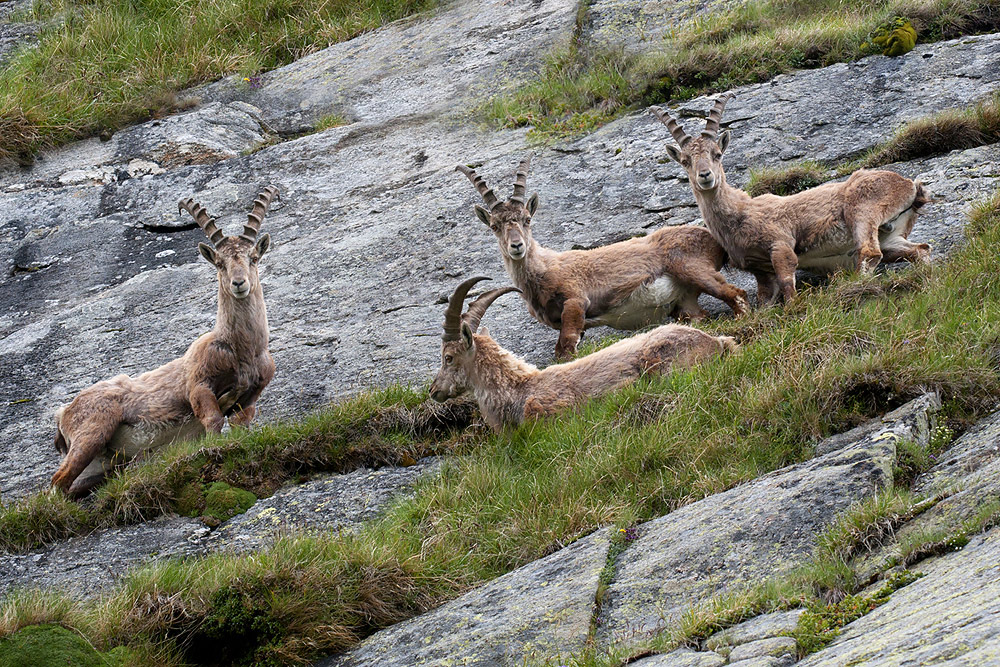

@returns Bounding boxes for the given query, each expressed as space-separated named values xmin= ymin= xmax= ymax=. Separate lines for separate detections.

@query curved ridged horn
xmin=511 ymin=156 xmax=531 ymax=204
xmin=456 ymin=164 xmax=499 ymax=211
xmin=179 ymin=198 xmax=224 ymax=246
xmin=651 ymin=107 xmax=692 ymax=148
xmin=241 ymin=185 xmax=280 ymax=243
xmin=443 ymin=276 xmax=492 ymax=342
xmin=463 ymin=286 xmax=521 ymax=333
xmin=702 ymin=93 xmax=733 ymax=139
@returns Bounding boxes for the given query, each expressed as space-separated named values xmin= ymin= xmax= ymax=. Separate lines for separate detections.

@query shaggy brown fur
xmin=51 ymin=188 xmax=279 ymax=497
xmin=429 ymin=277 xmax=736 ymax=430
xmin=655 ymin=95 xmax=931 ymax=305
xmin=457 ymin=158 xmax=748 ymax=360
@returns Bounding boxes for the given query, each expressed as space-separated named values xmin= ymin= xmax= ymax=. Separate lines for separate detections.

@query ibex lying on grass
xmin=654 ymin=94 xmax=930 ymax=304
xmin=51 ymin=188 xmax=279 ymax=497
xmin=429 ymin=277 xmax=736 ymax=430
xmin=457 ymin=157 xmax=748 ymax=360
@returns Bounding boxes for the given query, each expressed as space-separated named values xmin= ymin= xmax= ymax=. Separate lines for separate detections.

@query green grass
xmin=0 ymin=387 xmax=474 ymax=553
xmin=747 ymin=160 xmax=829 ymax=196
xmin=3 ymin=188 xmax=1000 ymax=665
xmin=487 ymin=0 xmax=1000 ymax=142
xmin=0 ymin=0 xmax=440 ymax=160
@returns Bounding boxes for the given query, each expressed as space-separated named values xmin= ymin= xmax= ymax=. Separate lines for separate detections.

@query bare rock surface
xmin=0 ymin=0 xmax=35 ymax=68
xmin=0 ymin=5 xmax=998 ymax=501
xmin=0 ymin=459 xmax=441 ymax=601
xmin=798 ymin=525 xmax=1000 ymax=666
xmin=631 ymin=648 xmax=727 ymax=667
xmin=595 ymin=394 xmax=938 ymax=647
xmin=705 ymin=610 xmax=805 ymax=652
xmin=321 ymin=528 xmax=612 ymax=667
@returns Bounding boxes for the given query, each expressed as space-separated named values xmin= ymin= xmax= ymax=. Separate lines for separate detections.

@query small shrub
xmin=863 ymin=17 xmax=918 ymax=56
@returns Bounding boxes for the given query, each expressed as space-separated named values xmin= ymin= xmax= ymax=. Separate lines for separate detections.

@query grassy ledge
xmin=2 ymin=188 xmax=1000 ymax=664
xmin=0 ymin=388 xmax=474 ymax=553
xmin=487 ymin=0 xmax=1000 ymax=142
xmin=0 ymin=0 xmax=440 ymax=160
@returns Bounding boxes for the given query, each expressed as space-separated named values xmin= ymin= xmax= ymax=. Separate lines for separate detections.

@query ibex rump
xmin=51 ymin=188 xmax=279 ymax=497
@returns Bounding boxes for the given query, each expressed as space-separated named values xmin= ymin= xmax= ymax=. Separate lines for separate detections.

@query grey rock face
xmin=0 ymin=515 xmax=207 ymax=601
xmin=206 ymin=458 xmax=443 ymax=553
xmin=0 ymin=459 xmax=440 ymax=601
xmin=813 ymin=393 xmax=939 ymax=457
xmin=595 ymin=394 xmax=938 ymax=646
xmin=631 ymin=647 xmax=727 ymax=667
xmin=586 ymin=0 xmax=742 ymax=52
xmin=1 ymin=13 xmax=998 ymax=503
xmin=726 ymin=636 xmax=797 ymax=662
xmin=322 ymin=528 xmax=612 ymax=667
xmin=798 ymin=526 xmax=1000 ymax=666
xmin=0 ymin=0 xmax=36 ymax=68
xmin=705 ymin=609 xmax=805 ymax=651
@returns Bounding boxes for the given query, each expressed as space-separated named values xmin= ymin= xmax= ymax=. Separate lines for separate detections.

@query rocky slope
xmin=1 ymin=0 xmax=1000 ymax=664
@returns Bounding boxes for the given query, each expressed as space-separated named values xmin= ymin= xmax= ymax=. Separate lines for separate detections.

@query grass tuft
xmin=0 ymin=0 xmax=440 ymax=159
xmin=746 ymin=160 xmax=829 ymax=196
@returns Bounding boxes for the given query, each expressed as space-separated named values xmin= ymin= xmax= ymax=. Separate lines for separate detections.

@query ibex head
xmin=429 ymin=276 xmax=520 ymax=402
xmin=654 ymin=94 xmax=733 ymax=192
xmin=457 ymin=157 xmax=538 ymax=262
xmin=179 ymin=186 xmax=279 ymax=299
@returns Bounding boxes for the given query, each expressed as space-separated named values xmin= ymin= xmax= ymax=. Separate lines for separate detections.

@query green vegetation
xmin=0 ymin=388 xmax=473 ymax=553
xmin=314 ymin=112 xmax=350 ymax=132
xmin=746 ymin=161 xmax=829 ymax=196
xmin=0 ymin=0 xmax=440 ymax=160
xmin=1 ymin=188 xmax=1000 ymax=665
xmin=488 ymin=0 xmax=1000 ymax=142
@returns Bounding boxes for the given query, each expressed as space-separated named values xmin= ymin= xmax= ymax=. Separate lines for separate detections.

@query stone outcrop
xmin=0 ymin=459 xmax=441 ymax=600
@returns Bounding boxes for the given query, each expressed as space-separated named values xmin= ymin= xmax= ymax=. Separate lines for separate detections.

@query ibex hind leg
xmin=881 ymin=212 xmax=931 ymax=264
xmin=670 ymin=259 xmax=749 ymax=317
xmin=51 ymin=412 xmax=122 ymax=495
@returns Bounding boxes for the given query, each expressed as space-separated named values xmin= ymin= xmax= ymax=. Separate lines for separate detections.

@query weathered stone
xmin=630 ymin=647 xmax=726 ymax=667
xmin=727 ymin=636 xmax=797 ymax=662
xmin=0 ymin=0 xmax=36 ymax=68
xmin=727 ymin=657 xmax=793 ymax=667
xmin=587 ymin=0 xmax=741 ymax=52
xmin=798 ymin=526 xmax=1000 ymax=666
xmin=704 ymin=609 xmax=805 ymax=651
xmin=595 ymin=394 xmax=926 ymax=646
xmin=321 ymin=528 xmax=612 ymax=667
xmin=812 ymin=393 xmax=939 ymax=457
xmin=0 ymin=516 xmax=207 ymax=601
xmin=206 ymin=458 xmax=443 ymax=553
xmin=0 ymin=460 xmax=440 ymax=601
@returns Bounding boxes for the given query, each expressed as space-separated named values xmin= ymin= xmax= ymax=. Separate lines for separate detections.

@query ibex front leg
xmin=190 ymin=383 xmax=225 ymax=433
xmin=770 ymin=242 xmax=799 ymax=302
xmin=555 ymin=298 xmax=587 ymax=360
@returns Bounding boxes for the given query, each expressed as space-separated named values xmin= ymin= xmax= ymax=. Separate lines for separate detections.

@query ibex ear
xmin=526 ymin=193 xmax=539 ymax=215
xmin=198 ymin=242 xmax=217 ymax=265
xmin=664 ymin=144 xmax=684 ymax=164
xmin=474 ymin=205 xmax=492 ymax=226
xmin=718 ymin=130 xmax=731 ymax=154
xmin=256 ymin=233 xmax=271 ymax=257
xmin=460 ymin=322 xmax=475 ymax=350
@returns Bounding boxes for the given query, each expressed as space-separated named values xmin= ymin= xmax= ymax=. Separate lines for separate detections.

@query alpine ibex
xmin=653 ymin=94 xmax=930 ymax=304
xmin=456 ymin=157 xmax=748 ymax=360
xmin=429 ymin=277 xmax=737 ymax=430
xmin=51 ymin=187 xmax=279 ymax=497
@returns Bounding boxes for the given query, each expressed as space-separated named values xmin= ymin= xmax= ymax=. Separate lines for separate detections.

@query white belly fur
xmin=589 ymin=276 xmax=689 ymax=330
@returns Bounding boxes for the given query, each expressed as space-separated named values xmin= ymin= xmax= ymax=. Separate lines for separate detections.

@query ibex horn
xmin=463 ymin=286 xmax=521 ymax=333
xmin=178 ymin=198 xmax=224 ymax=247
xmin=511 ymin=155 xmax=531 ymax=205
xmin=702 ymin=93 xmax=733 ymax=139
xmin=443 ymin=276 xmax=492 ymax=342
xmin=456 ymin=164 xmax=500 ymax=211
xmin=241 ymin=185 xmax=280 ymax=244
xmin=651 ymin=107 xmax=692 ymax=148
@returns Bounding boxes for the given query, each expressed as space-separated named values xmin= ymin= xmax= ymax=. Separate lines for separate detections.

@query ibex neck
xmin=503 ymin=240 xmax=547 ymax=289
xmin=214 ymin=283 xmax=269 ymax=356
xmin=693 ymin=176 xmax=749 ymax=232
xmin=470 ymin=334 xmax=538 ymax=425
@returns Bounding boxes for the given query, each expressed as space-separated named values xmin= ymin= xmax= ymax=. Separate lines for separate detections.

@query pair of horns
xmin=178 ymin=186 xmax=280 ymax=246
xmin=651 ymin=93 xmax=733 ymax=147
xmin=455 ymin=156 xmax=532 ymax=211
xmin=442 ymin=276 xmax=521 ymax=342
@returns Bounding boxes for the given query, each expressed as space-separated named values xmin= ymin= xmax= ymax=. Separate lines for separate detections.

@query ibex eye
xmin=445 ymin=355 xmax=454 ymax=364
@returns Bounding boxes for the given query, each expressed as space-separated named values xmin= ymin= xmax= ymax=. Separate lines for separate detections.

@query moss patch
xmin=0 ymin=624 xmax=107 ymax=667
xmin=203 ymin=483 xmax=257 ymax=523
